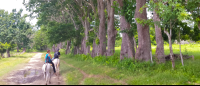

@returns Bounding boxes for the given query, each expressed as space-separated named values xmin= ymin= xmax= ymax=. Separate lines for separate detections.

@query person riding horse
xmin=44 ymin=50 xmax=57 ymax=76
xmin=52 ymin=49 xmax=60 ymax=61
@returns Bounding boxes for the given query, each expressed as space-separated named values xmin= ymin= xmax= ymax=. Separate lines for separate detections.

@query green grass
xmin=84 ymin=77 xmax=122 ymax=85
xmin=60 ymin=63 xmax=83 ymax=85
xmin=58 ymin=44 xmax=200 ymax=85
xmin=0 ymin=52 xmax=37 ymax=85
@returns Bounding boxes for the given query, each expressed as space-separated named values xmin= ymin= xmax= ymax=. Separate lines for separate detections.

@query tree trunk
xmin=1 ymin=53 xmax=4 ymax=58
xmin=198 ymin=21 xmax=200 ymax=30
xmin=17 ymin=46 xmax=19 ymax=52
xmin=117 ymin=0 xmax=135 ymax=60
xmin=120 ymin=33 xmax=129 ymax=60
xmin=84 ymin=19 xmax=90 ymax=55
xmin=107 ymin=0 xmax=117 ymax=56
xmin=127 ymin=34 xmax=135 ymax=59
xmin=179 ymin=31 xmax=184 ymax=66
xmin=62 ymin=42 xmax=65 ymax=49
xmin=168 ymin=35 xmax=175 ymax=69
xmin=98 ymin=0 xmax=107 ymax=56
xmin=153 ymin=10 xmax=165 ymax=63
xmin=91 ymin=39 xmax=98 ymax=57
xmin=52 ymin=44 xmax=56 ymax=53
xmin=135 ymin=0 xmax=151 ymax=61
xmin=6 ymin=49 xmax=10 ymax=57
xmin=164 ymin=21 xmax=175 ymax=69
xmin=58 ymin=42 xmax=62 ymax=49
xmin=23 ymin=47 xmax=26 ymax=53
xmin=66 ymin=40 xmax=71 ymax=54
xmin=80 ymin=18 xmax=90 ymax=55
xmin=81 ymin=37 xmax=85 ymax=54
xmin=73 ymin=46 xmax=78 ymax=55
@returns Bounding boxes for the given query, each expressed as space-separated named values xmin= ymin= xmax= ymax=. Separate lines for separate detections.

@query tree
xmin=106 ymin=0 xmax=118 ymax=56
xmin=0 ymin=10 xmax=17 ymax=57
xmin=24 ymin=0 xmax=84 ymax=54
xmin=0 ymin=42 xmax=6 ymax=58
xmin=97 ymin=0 xmax=107 ymax=56
xmin=185 ymin=0 xmax=200 ymax=30
xmin=117 ymin=0 xmax=136 ymax=60
xmin=152 ymin=0 xmax=165 ymax=63
xmin=148 ymin=0 xmax=190 ymax=69
xmin=135 ymin=0 xmax=151 ymax=61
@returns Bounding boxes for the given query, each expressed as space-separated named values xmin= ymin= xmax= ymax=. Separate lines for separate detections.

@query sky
xmin=0 ymin=0 xmax=37 ymax=25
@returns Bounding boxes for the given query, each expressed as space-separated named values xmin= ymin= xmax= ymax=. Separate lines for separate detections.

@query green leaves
xmin=0 ymin=42 xmax=7 ymax=55
xmin=95 ymin=38 xmax=100 ymax=45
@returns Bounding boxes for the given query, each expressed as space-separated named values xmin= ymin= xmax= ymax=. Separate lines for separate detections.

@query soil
xmin=1 ymin=53 xmax=65 ymax=85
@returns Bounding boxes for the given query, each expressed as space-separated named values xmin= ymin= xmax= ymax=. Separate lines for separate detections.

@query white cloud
xmin=0 ymin=0 xmax=37 ymax=25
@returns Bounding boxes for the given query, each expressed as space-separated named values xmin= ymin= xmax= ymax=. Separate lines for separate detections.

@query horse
xmin=42 ymin=63 xmax=53 ymax=85
xmin=52 ymin=58 xmax=60 ymax=75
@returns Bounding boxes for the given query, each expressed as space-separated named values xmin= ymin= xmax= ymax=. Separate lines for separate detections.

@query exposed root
xmin=165 ymin=54 xmax=193 ymax=61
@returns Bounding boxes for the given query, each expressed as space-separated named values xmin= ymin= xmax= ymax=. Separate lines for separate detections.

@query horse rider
xmin=45 ymin=50 xmax=57 ymax=76
xmin=52 ymin=48 xmax=60 ymax=61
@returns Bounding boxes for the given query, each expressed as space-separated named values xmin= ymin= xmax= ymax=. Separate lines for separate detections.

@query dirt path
xmin=2 ymin=53 xmax=65 ymax=85
xmin=61 ymin=60 xmax=128 ymax=85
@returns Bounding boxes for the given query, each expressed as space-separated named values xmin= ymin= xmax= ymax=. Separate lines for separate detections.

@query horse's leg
xmin=49 ymin=71 xmax=51 ymax=84
xmin=46 ymin=72 xmax=48 ymax=85
xmin=57 ymin=60 xmax=59 ymax=76
xmin=58 ymin=60 xmax=60 ymax=75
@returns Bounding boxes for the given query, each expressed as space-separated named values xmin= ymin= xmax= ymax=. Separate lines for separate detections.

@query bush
xmin=63 ymin=51 xmax=157 ymax=72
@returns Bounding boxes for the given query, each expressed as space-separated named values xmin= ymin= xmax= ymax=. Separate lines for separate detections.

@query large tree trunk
xmin=23 ymin=47 xmax=26 ymax=53
xmin=117 ymin=0 xmax=135 ymax=60
xmin=153 ymin=10 xmax=165 ymax=63
xmin=98 ymin=0 xmax=107 ymax=56
xmin=73 ymin=46 xmax=78 ymax=55
xmin=6 ymin=49 xmax=10 ymax=57
xmin=164 ymin=21 xmax=175 ymax=69
xmin=80 ymin=18 xmax=90 ymax=55
xmin=84 ymin=19 xmax=90 ymax=55
xmin=91 ymin=39 xmax=98 ymax=57
xmin=81 ymin=37 xmax=85 ymax=54
xmin=107 ymin=0 xmax=117 ymax=56
xmin=66 ymin=40 xmax=71 ymax=54
xmin=120 ymin=33 xmax=129 ymax=60
xmin=127 ymin=34 xmax=135 ymax=59
xmin=17 ymin=46 xmax=19 ymax=52
xmin=135 ymin=0 xmax=151 ymax=61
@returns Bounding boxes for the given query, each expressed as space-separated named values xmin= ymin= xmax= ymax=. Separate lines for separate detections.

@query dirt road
xmin=2 ymin=53 xmax=65 ymax=85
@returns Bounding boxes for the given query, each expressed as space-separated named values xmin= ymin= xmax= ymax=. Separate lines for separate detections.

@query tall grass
xmin=59 ymin=44 xmax=200 ymax=85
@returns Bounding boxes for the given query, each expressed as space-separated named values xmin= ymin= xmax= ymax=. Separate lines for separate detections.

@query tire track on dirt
xmin=61 ymin=60 xmax=128 ymax=85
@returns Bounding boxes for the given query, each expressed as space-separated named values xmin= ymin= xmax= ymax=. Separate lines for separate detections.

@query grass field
xmin=59 ymin=44 xmax=200 ymax=85
xmin=0 ymin=53 xmax=37 ymax=85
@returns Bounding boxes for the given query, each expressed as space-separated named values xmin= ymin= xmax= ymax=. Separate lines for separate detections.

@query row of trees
xmin=0 ymin=9 xmax=33 ymax=57
xmin=24 ymin=0 xmax=200 ymax=69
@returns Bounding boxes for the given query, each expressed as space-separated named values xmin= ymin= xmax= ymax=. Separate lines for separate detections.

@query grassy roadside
xmin=0 ymin=52 xmax=37 ymax=85
xmin=58 ymin=44 xmax=200 ymax=85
